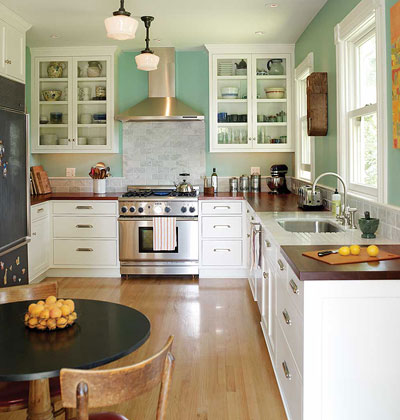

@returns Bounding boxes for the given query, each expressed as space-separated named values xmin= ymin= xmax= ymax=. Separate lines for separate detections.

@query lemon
xmin=338 ymin=246 xmax=350 ymax=256
xmin=367 ymin=245 xmax=379 ymax=257
xmin=350 ymin=245 xmax=361 ymax=256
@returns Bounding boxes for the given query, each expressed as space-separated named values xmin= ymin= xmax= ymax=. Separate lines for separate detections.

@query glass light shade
xmin=135 ymin=53 xmax=160 ymax=71
xmin=104 ymin=15 xmax=138 ymax=40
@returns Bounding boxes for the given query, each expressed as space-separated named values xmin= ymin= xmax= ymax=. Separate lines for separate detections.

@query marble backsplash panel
xmin=122 ymin=121 xmax=206 ymax=187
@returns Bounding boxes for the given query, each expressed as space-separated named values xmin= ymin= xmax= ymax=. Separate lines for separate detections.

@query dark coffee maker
xmin=267 ymin=164 xmax=290 ymax=194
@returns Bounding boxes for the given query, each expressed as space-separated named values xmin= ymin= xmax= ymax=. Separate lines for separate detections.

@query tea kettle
xmin=175 ymin=173 xmax=194 ymax=193
xmin=235 ymin=59 xmax=247 ymax=70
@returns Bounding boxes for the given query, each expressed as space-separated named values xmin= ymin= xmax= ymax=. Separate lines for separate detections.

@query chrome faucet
xmin=311 ymin=172 xmax=357 ymax=228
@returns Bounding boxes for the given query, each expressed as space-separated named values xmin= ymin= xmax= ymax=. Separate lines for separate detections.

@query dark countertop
xmin=30 ymin=192 xmax=123 ymax=205
xmin=281 ymin=245 xmax=400 ymax=281
xmin=199 ymin=192 xmax=307 ymax=212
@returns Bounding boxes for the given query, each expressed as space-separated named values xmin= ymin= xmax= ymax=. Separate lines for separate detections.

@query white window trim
xmin=335 ymin=0 xmax=387 ymax=203
xmin=295 ymin=52 xmax=315 ymax=182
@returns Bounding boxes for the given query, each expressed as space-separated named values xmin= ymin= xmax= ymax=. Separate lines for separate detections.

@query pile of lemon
xmin=24 ymin=296 xmax=77 ymax=330
xmin=338 ymin=245 xmax=379 ymax=257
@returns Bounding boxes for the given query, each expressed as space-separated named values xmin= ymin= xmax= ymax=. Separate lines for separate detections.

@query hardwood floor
xmin=0 ymin=277 xmax=286 ymax=420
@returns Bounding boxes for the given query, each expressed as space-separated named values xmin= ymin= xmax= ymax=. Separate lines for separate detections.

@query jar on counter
xmin=251 ymin=174 xmax=261 ymax=192
xmin=229 ymin=177 xmax=238 ymax=192
xmin=239 ymin=175 xmax=249 ymax=192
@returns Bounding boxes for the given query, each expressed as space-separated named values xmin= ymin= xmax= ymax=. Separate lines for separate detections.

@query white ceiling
xmin=0 ymin=0 xmax=327 ymax=50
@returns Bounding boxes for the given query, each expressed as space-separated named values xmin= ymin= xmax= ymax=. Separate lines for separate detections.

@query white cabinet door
xmin=5 ymin=23 xmax=24 ymax=82
xmin=29 ymin=217 xmax=50 ymax=281
xmin=0 ymin=22 xmax=6 ymax=76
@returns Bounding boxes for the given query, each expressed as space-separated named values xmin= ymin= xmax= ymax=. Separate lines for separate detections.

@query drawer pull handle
xmin=282 ymin=309 xmax=292 ymax=325
xmin=282 ymin=361 xmax=292 ymax=380
xmin=213 ymin=205 xmax=231 ymax=210
xmin=277 ymin=259 xmax=285 ymax=271
xmin=264 ymin=240 xmax=271 ymax=247
xmin=76 ymin=224 xmax=93 ymax=229
xmin=37 ymin=208 xmax=44 ymax=213
xmin=289 ymin=279 xmax=299 ymax=295
xmin=263 ymin=271 xmax=268 ymax=279
xmin=213 ymin=248 xmax=231 ymax=252
xmin=213 ymin=224 xmax=231 ymax=229
xmin=76 ymin=205 xmax=93 ymax=210
xmin=76 ymin=248 xmax=93 ymax=252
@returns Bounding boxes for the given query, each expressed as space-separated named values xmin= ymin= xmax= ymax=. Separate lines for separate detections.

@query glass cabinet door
xmin=252 ymin=55 xmax=290 ymax=149
xmin=37 ymin=58 xmax=73 ymax=150
xmin=213 ymin=54 xmax=252 ymax=149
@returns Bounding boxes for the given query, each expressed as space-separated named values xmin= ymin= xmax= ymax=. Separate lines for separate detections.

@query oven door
xmin=119 ymin=217 xmax=198 ymax=262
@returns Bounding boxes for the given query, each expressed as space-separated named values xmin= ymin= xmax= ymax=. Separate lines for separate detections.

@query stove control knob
xmin=189 ymin=206 xmax=196 ymax=213
xmin=121 ymin=206 xmax=128 ymax=213
xmin=129 ymin=206 xmax=136 ymax=213
xmin=138 ymin=207 xmax=144 ymax=213
xmin=181 ymin=206 xmax=187 ymax=213
xmin=165 ymin=206 xmax=171 ymax=213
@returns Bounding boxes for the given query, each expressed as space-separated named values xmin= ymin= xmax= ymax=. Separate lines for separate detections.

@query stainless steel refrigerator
xmin=0 ymin=75 xmax=29 ymax=287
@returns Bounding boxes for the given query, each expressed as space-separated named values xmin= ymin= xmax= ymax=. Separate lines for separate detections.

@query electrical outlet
xmin=66 ymin=168 xmax=76 ymax=177
xmin=251 ymin=167 xmax=260 ymax=175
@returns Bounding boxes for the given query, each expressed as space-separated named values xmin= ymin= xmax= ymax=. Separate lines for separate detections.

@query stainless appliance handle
xmin=26 ymin=113 xmax=31 ymax=240
xmin=118 ymin=217 xmax=198 ymax=222
xmin=0 ymin=239 xmax=30 ymax=258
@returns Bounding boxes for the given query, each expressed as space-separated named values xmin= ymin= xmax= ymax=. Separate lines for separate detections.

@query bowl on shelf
xmin=93 ymin=113 xmax=107 ymax=124
xmin=265 ymin=87 xmax=285 ymax=99
xmin=221 ymin=87 xmax=239 ymax=99
xmin=40 ymin=134 xmax=58 ymax=145
xmin=58 ymin=138 xmax=69 ymax=145
xmin=42 ymin=90 xmax=62 ymax=101
xmin=88 ymin=137 xmax=106 ymax=145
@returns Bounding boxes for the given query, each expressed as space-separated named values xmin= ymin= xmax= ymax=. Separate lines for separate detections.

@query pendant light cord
xmin=141 ymin=16 xmax=154 ymax=54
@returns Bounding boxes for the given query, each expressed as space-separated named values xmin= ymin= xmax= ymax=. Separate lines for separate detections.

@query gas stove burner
xmin=122 ymin=188 xmax=197 ymax=198
xmin=170 ymin=190 xmax=197 ymax=198
xmin=122 ymin=190 xmax=154 ymax=198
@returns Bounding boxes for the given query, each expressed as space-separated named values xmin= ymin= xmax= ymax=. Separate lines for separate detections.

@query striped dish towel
xmin=153 ymin=217 xmax=177 ymax=251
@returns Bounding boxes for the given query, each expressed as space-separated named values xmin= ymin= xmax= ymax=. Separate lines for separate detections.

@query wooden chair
xmin=0 ymin=281 xmax=63 ymax=414
xmin=60 ymin=336 xmax=175 ymax=420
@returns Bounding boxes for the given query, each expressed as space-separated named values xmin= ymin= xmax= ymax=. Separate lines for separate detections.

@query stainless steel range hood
xmin=116 ymin=47 xmax=204 ymax=122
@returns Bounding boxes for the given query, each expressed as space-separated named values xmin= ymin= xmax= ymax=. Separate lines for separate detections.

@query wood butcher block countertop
xmin=199 ymin=192 xmax=309 ymax=212
xmin=30 ymin=192 xmax=123 ymax=205
xmin=281 ymin=245 xmax=400 ymax=281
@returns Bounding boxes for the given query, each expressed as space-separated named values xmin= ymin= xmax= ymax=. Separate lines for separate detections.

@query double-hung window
xmin=295 ymin=53 xmax=314 ymax=181
xmin=335 ymin=0 xmax=386 ymax=201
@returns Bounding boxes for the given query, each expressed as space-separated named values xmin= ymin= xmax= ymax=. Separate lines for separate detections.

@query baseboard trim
xmin=199 ymin=267 xmax=248 ymax=278
xmin=37 ymin=268 xmax=121 ymax=278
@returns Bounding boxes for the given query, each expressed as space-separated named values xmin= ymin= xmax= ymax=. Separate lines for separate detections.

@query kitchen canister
xmin=229 ymin=177 xmax=238 ymax=192
xmin=251 ymin=174 xmax=261 ymax=192
xmin=93 ymin=179 xmax=106 ymax=194
xmin=239 ymin=175 xmax=249 ymax=192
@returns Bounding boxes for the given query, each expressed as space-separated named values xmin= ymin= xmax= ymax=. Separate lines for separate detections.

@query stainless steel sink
xmin=277 ymin=220 xmax=344 ymax=233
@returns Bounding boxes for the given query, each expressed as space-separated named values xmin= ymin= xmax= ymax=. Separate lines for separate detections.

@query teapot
xmin=175 ymin=173 xmax=195 ymax=193
xmin=235 ymin=59 xmax=247 ymax=76
xmin=87 ymin=61 xmax=102 ymax=78
xmin=267 ymin=59 xmax=284 ymax=75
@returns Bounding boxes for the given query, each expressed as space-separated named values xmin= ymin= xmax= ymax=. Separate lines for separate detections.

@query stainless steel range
xmin=118 ymin=185 xmax=199 ymax=276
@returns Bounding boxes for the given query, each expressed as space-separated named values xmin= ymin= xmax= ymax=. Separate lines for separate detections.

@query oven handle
xmin=118 ymin=217 xmax=198 ymax=222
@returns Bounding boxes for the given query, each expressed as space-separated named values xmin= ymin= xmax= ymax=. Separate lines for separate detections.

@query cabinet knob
xmin=4 ymin=59 xmax=11 ymax=64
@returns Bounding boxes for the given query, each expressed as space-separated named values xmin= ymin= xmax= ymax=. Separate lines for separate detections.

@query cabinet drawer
xmin=53 ymin=240 xmax=117 ymax=267
xmin=202 ymin=216 xmax=242 ymax=238
xmin=276 ymin=323 xmax=303 ymax=420
xmin=277 ymin=280 xmax=303 ymax=373
xmin=287 ymin=266 xmax=304 ymax=316
xmin=202 ymin=240 xmax=242 ymax=266
xmin=201 ymin=201 xmax=242 ymax=215
xmin=53 ymin=216 xmax=117 ymax=239
xmin=31 ymin=202 xmax=49 ymax=222
xmin=52 ymin=201 xmax=117 ymax=215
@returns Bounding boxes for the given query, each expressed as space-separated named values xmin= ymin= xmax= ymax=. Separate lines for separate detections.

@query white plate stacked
xmin=218 ymin=61 xmax=234 ymax=76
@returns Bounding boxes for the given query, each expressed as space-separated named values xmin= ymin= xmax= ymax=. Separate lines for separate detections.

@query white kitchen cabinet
xmin=30 ymin=47 xmax=117 ymax=154
xmin=199 ymin=200 xmax=247 ymax=277
xmin=0 ymin=4 xmax=30 ymax=83
xmin=206 ymin=45 xmax=294 ymax=153
xmin=28 ymin=202 xmax=50 ymax=282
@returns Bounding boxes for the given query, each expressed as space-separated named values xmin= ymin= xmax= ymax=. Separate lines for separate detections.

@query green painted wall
xmin=296 ymin=0 xmax=400 ymax=206
xmin=295 ymin=0 xmax=362 ymax=189
xmin=31 ymin=49 xmax=293 ymax=178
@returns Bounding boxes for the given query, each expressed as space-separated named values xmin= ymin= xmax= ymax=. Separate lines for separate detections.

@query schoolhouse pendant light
xmin=135 ymin=16 xmax=160 ymax=71
xmin=104 ymin=0 xmax=138 ymax=41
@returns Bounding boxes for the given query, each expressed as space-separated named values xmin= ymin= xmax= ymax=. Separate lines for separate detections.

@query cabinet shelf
xmin=256 ymin=75 xmax=287 ymax=80
xmin=257 ymin=122 xmax=287 ymax=126
xmin=217 ymin=99 xmax=247 ymax=103
xmin=39 ymin=78 xmax=69 ymax=82
xmin=257 ymin=99 xmax=287 ymax=103
xmin=39 ymin=101 xmax=68 ymax=105
xmin=77 ymin=77 xmax=107 ymax=82
xmin=77 ymin=100 xmax=107 ymax=105
xmin=217 ymin=76 xmax=247 ymax=80
xmin=77 ymin=124 xmax=107 ymax=128
xmin=218 ymin=123 xmax=248 ymax=127
xmin=39 ymin=124 xmax=68 ymax=128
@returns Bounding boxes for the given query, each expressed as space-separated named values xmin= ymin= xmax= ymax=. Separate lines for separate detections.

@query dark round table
xmin=0 ymin=299 xmax=151 ymax=420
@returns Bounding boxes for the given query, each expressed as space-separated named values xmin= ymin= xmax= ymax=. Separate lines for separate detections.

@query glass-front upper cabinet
xmin=207 ymin=46 xmax=293 ymax=152
xmin=30 ymin=47 xmax=116 ymax=154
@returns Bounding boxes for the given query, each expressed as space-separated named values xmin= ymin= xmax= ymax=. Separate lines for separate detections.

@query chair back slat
xmin=61 ymin=336 xmax=174 ymax=419
xmin=0 ymin=281 xmax=58 ymax=304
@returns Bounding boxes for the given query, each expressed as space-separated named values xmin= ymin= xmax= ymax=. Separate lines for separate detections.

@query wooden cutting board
xmin=303 ymin=247 xmax=400 ymax=265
